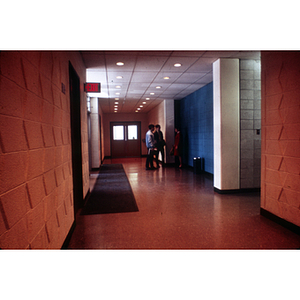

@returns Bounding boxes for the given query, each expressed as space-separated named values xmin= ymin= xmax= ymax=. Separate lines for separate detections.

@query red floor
xmin=67 ymin=158 xmax=300 ymax=249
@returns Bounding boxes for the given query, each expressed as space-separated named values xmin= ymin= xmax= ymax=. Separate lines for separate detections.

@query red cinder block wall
xmin=261 ymin=51 xmax=300 ymax=227
xmin=0 ymin=51 xmax=89 ymax=249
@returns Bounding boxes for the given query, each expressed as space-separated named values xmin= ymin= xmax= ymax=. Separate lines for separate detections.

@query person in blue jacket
xmin=145 ymin=124 xmax=157 ymax=170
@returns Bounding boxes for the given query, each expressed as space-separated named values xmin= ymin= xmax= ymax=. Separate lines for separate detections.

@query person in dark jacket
xmin=154 ymin=124 xmax=165 ymax=167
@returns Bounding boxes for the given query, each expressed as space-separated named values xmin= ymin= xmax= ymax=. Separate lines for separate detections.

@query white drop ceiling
xmin=80 ymin=50 xmax=260 ymax=114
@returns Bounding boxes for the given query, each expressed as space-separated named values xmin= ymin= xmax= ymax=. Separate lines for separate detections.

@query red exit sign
xmin=84 ymin=82 xmax=101 ymax=93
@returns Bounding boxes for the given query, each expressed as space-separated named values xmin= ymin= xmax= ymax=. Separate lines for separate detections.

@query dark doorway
xmin=110 ymin=122 xmax=141 ymax=158
xmin=69 ymin=62 xmax=84 ymax=215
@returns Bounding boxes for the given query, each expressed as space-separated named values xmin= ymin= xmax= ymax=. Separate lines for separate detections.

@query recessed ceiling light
xmin=115 ymin=102 xmax=119 ymax=104
xmin=114 ymin=105 xmax=118 ymax=108
xmin=146 ymin=98 xmax=150 ymax=100
xmin=174 ymin=63 xmax=182 ymax=67
xmin=115 ymin=92 xmax=120 ymax=95
xmin=115 ymin=98 xmax=119 ymax=100
xmin=116 ymin=85 xmax=121 ymax=88
xmin=150 ymin=92 xmax=155 ymax=95
xmin=142 ymin=102 xmax=146 ymax=104
xmin=156 ymin=86 xmax=162 ymax=89
xmin=140 ymin=105 xmax=143 ymax=108
xmin=135 ymin=110 xmax=139 ymax=113
xmin=137 ymin=108 xmax=141 ymax=110
xmin=164 ymin=76 xmax=170 ymax=80
xmin=116 ymin=76 xmax=123 ymax=79
xmin=116 ymin=62 xmax=124 ymax=66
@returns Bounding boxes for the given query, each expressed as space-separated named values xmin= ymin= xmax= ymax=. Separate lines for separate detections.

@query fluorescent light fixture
xmin=156 ymin=86 xmax=162 ymax=89
xmin=116 ymin=62 xmax=124 ymax=66
xmin=164 ymin=76 xmax=170 ymax=80
xmin=150 ymin=92 xmax=155 ymax=95
xmin=174 ymin=63 xmax=182 ymax=67
xmin=116 ymin=76 xmax=123 ymax=79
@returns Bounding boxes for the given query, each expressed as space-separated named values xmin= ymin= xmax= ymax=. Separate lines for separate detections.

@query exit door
xmin=111 ymin=122 xmax=141 ymax=158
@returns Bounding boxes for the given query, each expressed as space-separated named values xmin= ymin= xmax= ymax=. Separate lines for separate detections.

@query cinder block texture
xmin=261 ymin=51 xmax=300 ymax=227
xmin=0 ymin=116 xmax=28 ymax=152
xmin=240 ymin=59 xmax=261 ymax=188
xmin=0 ymin=51 xmax=88 ymax=249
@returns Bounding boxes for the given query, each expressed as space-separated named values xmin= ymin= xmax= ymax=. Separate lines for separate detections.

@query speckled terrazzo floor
xmin=67 ymin=158 xmax=300 ymax=249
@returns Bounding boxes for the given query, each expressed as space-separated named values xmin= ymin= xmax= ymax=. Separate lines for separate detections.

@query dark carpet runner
xmin=81 ymin=164 xmax=139 ymax=215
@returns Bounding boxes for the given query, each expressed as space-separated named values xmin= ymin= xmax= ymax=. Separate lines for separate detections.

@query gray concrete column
xmin=90 ymin=97 xmax=101 ymax=168
xmin=213 ymin=59 xmax=240 ymax=190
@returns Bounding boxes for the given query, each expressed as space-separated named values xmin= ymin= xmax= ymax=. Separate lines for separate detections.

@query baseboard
xmin=260 ymin=208 xmax=300 ymax=236
xmin=214 ymin=187 xmax=261 ymax=194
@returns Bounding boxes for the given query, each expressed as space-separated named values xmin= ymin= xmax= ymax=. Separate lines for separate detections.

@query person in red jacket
xmin=174 ymin=128 xmax=182 ymax=168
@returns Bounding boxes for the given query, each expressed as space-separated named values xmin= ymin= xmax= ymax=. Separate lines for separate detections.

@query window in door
xmin=128 ymin=125 xmax=138 ymax=140
xmin=113 ymin=125 xmax=124 ymax=140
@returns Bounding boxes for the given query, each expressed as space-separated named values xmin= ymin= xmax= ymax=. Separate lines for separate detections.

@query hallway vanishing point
xmin=67 ymin=158 xmax=300 ymax=250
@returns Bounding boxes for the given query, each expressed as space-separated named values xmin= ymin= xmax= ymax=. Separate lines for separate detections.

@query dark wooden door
xmin=111 ymin=122 xmax=141 ymax=158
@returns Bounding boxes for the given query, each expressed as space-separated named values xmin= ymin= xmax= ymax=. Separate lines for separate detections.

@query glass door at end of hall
xmin=111 ymin=122 xmax=141 ymax=158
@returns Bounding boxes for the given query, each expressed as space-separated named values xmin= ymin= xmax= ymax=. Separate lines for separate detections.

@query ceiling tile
xmin=81 ymin=51 xmax=105 ymax=69
xmin=175 ymin=72 xmax=208 ymax=83
xmin=107 ymin=71 xmax=133 ymax=83
xmin=186 ymin=57 xmax=216 ymax=73
xmin=195 ymin=72 xmax=213 ymax=84
xmin=131 ymin=71 xmax=157 ymax=82
xmin=137 ymin=51 xmax=172 ymax=57
xmin=152 ymin=72 xmax=182 ymax=84
xmin=171 ymin=51 xmax=205 ymax=57
xmin=161 ymin=56 xmax=200 ymax=72
xmin=104 ymin=53 xmax=137 ymax=72
xmin=134 ymin=56 xmax=169 ymax=71
xmin=86 ymin=70 xmax=107 ymax=82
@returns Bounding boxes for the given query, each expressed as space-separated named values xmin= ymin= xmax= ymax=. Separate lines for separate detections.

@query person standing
xmin=154 ymin=124 xmax=165 ymax=167
xmin=145 ymin=124 xmax=156 ymax=170
xmin=174 ymin=127 xmax=182 ymax=168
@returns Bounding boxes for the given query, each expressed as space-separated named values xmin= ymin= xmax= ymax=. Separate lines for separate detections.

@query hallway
xmin=67 ymin=158 xmax=300 ymax=249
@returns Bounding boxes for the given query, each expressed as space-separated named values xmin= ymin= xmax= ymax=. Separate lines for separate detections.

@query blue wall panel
xmin=180 ymin=82 xmax=214 ymax=174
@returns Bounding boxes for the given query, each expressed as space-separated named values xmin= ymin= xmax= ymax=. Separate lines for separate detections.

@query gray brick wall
xmin=240 ymin=59 xmax=261 ymax=188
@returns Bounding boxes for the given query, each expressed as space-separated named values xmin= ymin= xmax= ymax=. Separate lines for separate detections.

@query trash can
xmin=193 ymin=157 xmax=202 ymax=174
